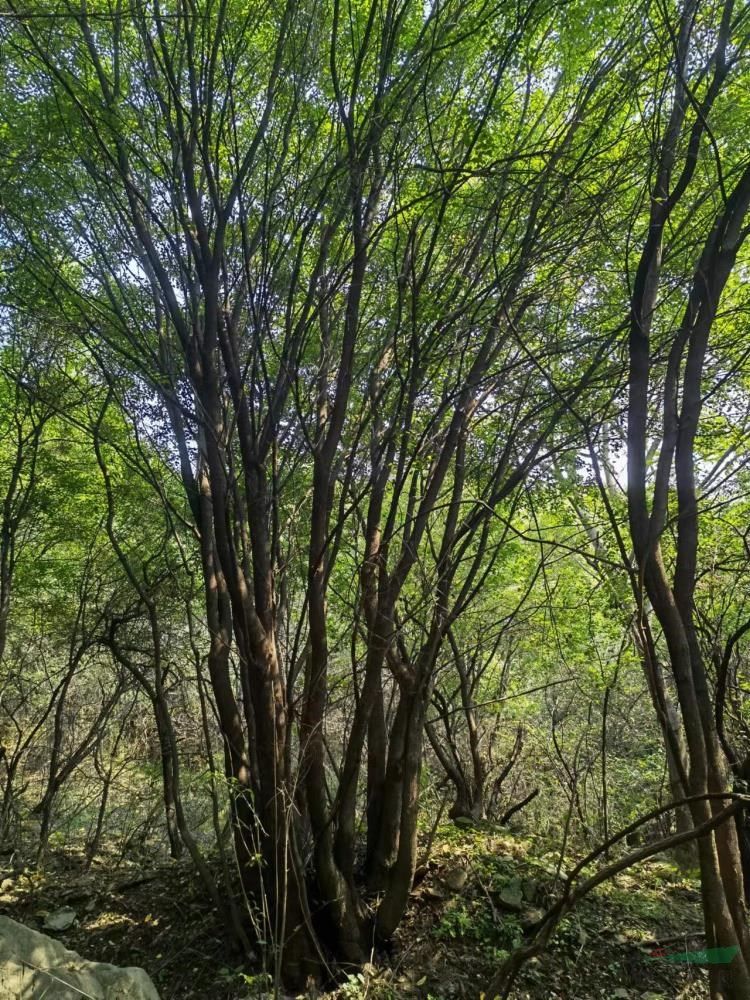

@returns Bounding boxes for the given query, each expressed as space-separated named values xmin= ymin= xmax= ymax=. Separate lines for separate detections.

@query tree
xmin=0 ymin=0 xmax=636 ymax=981
xmin=4 ymin=0 xmax=749 ymax=993
xmin=623 ymin=0 xmax=750 ymax=994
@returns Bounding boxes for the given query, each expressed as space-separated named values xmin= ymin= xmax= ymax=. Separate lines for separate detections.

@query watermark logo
xmin=647 ymin=945 xmax=739 ymax=965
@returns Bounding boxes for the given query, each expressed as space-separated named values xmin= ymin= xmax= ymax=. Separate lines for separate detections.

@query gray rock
xmin=43 ymin=907 xmax=77 ymax=932
xmin=442 ymin=867 xmax=468 ymax=891
xmin=498 ymin=877 xmax=523 ymax=909
xmin=521 ymin=878 xmax=539 ymax=902
xmin=0 ymin=915 xmax=160 ymax=998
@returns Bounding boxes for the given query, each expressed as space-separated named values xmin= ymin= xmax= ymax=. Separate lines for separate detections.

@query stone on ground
xmin=0 ymin=914 xmax=160 ymax=998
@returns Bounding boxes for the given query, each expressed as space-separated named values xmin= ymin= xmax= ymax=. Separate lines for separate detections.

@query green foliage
xmin=0 ymin=0 xmax=748 ymax=992
xmin=437 ymin=898 xmax=522 ymax=952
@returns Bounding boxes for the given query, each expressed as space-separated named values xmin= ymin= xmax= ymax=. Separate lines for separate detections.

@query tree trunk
xmin=375 ymin=688 xmax=429 ymax=940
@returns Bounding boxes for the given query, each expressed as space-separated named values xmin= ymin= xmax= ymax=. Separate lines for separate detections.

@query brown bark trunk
xmin=367 ymin=691 xmax=409 ymax=890
xmin=375 ymin=689 xmax=429 ymax=939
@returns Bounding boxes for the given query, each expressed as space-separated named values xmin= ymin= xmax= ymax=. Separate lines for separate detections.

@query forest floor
xmin=0 ymin=825 xmax=710 ymax=999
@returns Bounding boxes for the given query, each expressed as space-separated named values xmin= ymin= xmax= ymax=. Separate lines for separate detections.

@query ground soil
xmin=0 ymin=827 xmax=711 ymax=999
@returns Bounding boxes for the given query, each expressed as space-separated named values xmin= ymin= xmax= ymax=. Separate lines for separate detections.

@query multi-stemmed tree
xmin=3 ymin=0 xmax=750 ymax=994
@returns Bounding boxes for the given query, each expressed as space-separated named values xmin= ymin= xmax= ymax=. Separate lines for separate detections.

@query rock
xmin=442 ymin=867 xmax=468 ymax=891
xmin=0 ymin=915 xmax=160 ymax=998
xmin=519 ymin=906 xmax=545 ymax=929
xmin=521 ymin=878 xmax=539 ymax=902
xmin=498 ymin=877 xmax=524 ymax=909
xmin=44 ymin=907 xmax=77 ymax=931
